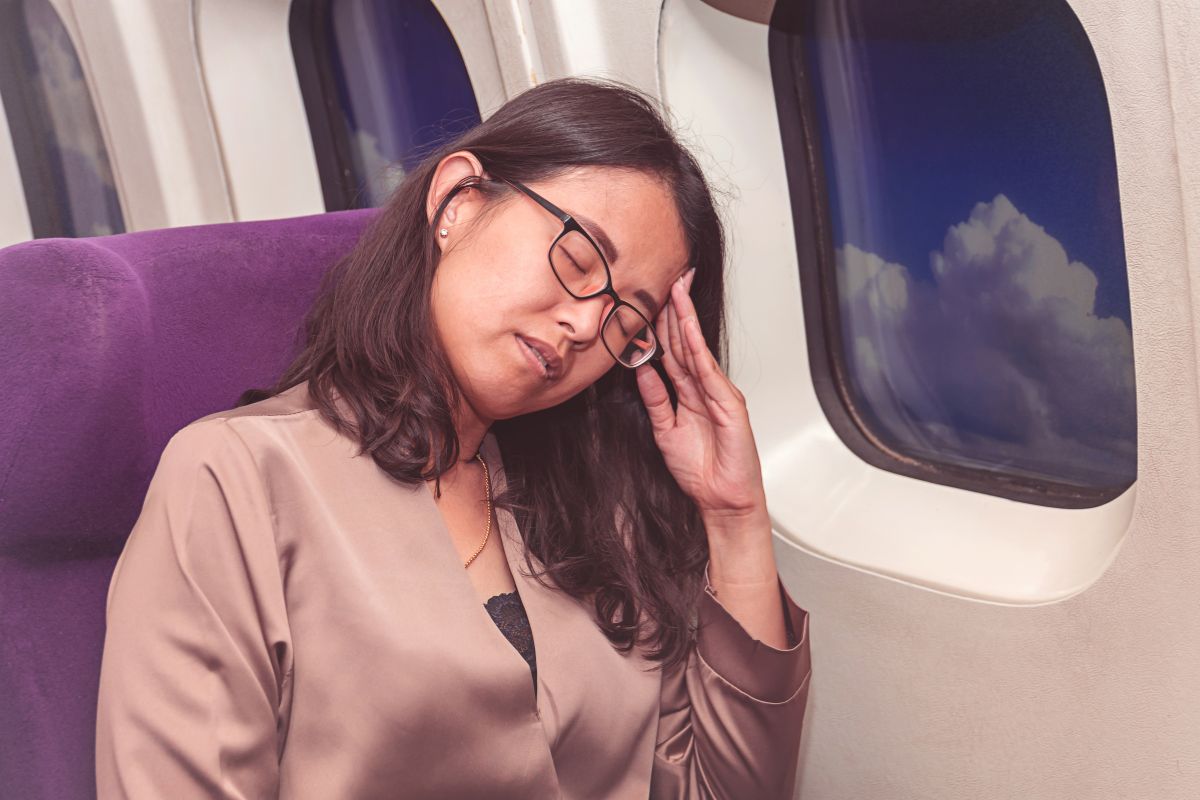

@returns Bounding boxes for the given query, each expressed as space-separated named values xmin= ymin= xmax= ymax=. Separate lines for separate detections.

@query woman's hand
xmin=635 ymin=268 xmax=769 ymax=533
xmin=637 ymin=270 xmax=786 ymax=630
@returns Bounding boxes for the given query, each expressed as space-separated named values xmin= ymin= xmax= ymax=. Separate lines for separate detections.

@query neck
xmin=427 ymin=393 xmax=492 ymax=494
xmin=453 ymin=395 xmax=492 ymax=463
xmin=424 ymin=394 xmax=492 ymax=478
xmin=454 ymin=430 xmax=488 ymax=465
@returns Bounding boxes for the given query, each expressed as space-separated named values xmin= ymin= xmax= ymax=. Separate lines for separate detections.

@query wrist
xmin=700 ymin=501 xmax=771 ymax=540
xmin=703 ymin=503 xmax=778 ymax=586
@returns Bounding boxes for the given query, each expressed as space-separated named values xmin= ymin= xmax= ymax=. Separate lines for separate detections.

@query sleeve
xmin=650 ymin=558 xmax=812 ymax=800
xmin=95 ymin=420 xmax=294 ymax=799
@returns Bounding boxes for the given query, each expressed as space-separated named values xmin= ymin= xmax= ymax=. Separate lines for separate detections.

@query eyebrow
xmin=573 ymin=212 xmax=620 ymax=266
xmin=571 ymin=212 xmax=659 ymax=317
xmin=633 ymin=288 xmax=660 ymax=319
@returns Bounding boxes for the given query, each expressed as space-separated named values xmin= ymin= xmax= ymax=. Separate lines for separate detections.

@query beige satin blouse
xmin=95 ymin=382 xmax=812 ymax=798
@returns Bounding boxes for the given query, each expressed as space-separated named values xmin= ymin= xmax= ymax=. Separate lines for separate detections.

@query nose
xmin=557 ymin=293 xmax=613 ymax=345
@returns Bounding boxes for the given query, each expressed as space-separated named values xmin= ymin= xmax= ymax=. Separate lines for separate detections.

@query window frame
xmin=0 ymin=0 xmax=125 ymax=240
xmin=767 ymin=1 xmax=1135 ymax=510
xmin=287 ymin=0 xmax=357 ymax=211
xmin=287 ymin=0 xmax=491 ymax=211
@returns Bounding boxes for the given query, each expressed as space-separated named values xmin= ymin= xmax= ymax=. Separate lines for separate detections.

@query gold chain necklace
xmin=462 ymin=452 xmax=491 ymax=569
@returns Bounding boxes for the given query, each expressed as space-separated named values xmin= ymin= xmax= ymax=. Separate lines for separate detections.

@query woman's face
xmin=428 ymin=157 xmax=689 ymax=423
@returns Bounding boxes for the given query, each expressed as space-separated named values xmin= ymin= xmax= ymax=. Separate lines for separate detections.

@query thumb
xmin=636 ymin=363 xmax=675 ymax=434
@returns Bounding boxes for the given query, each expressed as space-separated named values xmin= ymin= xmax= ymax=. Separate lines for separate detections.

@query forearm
xmin=702 ymin=506 xmax=790 ymax=650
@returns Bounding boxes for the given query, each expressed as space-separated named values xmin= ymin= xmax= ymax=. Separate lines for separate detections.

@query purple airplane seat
xmin=0 ymin=208 xmax=378 ymax=799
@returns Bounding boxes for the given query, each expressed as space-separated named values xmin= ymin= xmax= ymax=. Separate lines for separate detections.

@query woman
xmin=96 ymin=78 xmax=811 ymax=799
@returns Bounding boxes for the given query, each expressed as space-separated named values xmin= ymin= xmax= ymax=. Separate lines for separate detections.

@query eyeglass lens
xmin=549 ymin=231 xmax=657 ymax=367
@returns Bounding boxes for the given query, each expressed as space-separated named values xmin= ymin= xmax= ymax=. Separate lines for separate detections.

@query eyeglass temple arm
xmin=500 ymin=177 xmax=571 ymax=224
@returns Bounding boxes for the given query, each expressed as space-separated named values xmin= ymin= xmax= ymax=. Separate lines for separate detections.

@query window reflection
xmin=0 ymin=0 xmax=124 ymax=238
xmin=771 ymin=0 xmax=1135 ymax=497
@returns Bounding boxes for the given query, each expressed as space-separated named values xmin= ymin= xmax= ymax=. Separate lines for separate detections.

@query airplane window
xmin=290 ymin=0 xmax=480 ymax=210
xmin=769 ymin=0 xmax=1136 ymax=504
xmin=0 ymin=0 xmax=123 ymax=238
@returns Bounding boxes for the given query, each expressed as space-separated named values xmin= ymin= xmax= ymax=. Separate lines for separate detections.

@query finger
xmin=674 ymin=281 xmax=704 ymax=384
xmin=635 ymin=362 xmax=675 ymax=433
xmin=677 ymin=270 xmax=700 ymax=381
xmin=668 ymin=289 xmax=711 ymax=411
xmin=673 ymin=273 xmax=700 ymax=331
xmin=654 ymin=299 xmax=674 ymax=370
xmin=656 ymin=300 xmax=704 ymax=408
xmin=667 ymin=284 xmax=687 ymax=369
xmin=683 ymin=315 xmax=745 ymax=422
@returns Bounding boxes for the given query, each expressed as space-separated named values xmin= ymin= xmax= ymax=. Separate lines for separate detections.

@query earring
xmin=439 ymin=228 xmax=449 ymax=238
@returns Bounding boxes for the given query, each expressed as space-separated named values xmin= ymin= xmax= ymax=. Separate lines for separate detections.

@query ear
xmin=426 ymin=150 xmax=488 ymax=249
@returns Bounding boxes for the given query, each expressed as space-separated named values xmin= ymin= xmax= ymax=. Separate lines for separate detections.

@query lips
xmin=516 ymin=334 xmax=563 ymax=380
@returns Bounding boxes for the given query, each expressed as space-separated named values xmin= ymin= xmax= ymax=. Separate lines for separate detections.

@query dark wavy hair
xmin=237 ymin=77 xmax=727 ymax=673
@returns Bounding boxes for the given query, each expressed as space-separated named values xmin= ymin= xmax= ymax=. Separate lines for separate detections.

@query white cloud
xmin=353 ymin=129 xmax=404 ymax=206
xmin=836 ymin=193 xmax=1136 ymax=486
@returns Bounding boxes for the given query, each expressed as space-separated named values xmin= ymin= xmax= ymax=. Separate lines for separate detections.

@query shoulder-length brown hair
xmin=239 ymin=77 xmax=728 ymax=673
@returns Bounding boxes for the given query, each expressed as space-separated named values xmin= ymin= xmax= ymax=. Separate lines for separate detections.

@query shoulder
xmin=154 ymin=416 xmax=260 ymax=489
xmin=162 ymin=381 xmax=364 ymax=492
xmin=152 ymin=382 xmax=318 ymax=484
xmin=173 ymin=381 xmax=338 ymax=460
xmin=191 ymin=381 xmax=319 ymax=425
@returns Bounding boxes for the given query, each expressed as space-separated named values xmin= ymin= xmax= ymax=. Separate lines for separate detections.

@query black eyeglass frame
xmin=500 ymin=177 xmax=664 ymax=369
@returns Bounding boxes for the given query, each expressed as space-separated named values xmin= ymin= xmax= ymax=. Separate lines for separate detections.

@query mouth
xmin=516 ymin=334 xmax=563 ymax=381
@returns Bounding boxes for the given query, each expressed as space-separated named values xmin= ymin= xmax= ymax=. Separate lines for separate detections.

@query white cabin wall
xmin=65 ymin=0 xmax=232 ymax=231
xmin=476 ymin=0 xmax=662 ymax=99
xmin=193 ymin=0 xmax=322 ymax=222
xmin=1161 ymin=0 xmax=1200 ymax=387
xmin=526 ymin=0 xmax=663 ymax=97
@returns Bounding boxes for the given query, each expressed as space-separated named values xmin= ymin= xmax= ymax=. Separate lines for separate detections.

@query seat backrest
xmin=0 ymin=208 xmax=377 ymax=799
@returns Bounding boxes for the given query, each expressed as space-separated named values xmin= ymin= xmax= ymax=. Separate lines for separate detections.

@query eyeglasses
xmin=501 ymin=178 xmax=662 ymax=369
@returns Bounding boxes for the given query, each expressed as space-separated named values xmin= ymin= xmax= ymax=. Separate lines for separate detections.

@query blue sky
xmin=806 ymin=5 xmax=1130 ymax=325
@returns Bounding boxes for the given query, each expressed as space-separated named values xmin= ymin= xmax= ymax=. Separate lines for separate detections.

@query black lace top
xmin=484 ymin=590 xmax=537 ymax=693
